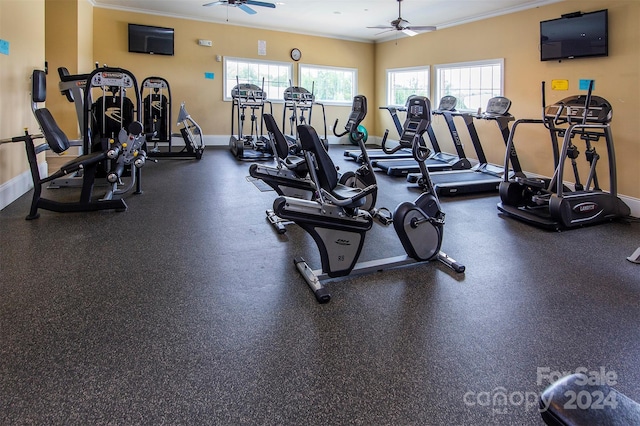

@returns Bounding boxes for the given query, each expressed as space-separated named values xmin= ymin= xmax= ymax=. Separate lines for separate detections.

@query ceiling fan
xmin=202 ymin=0 xmax=276 ymax=15
xmin=368 ymin=0 xmax=436 ymax=37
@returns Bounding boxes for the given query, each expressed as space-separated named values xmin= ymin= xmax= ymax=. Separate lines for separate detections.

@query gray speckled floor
xmin=1 ymin=146 xmax=639 ymax=425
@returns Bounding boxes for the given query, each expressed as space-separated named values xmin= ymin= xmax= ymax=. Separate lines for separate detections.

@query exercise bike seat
xmin=540 ymin=373 xmax=640 ymax=426
xmin=298 ymin=124 xmax=376 ymax=209
xmin=263 ymin=113 xmax=307 ymax=175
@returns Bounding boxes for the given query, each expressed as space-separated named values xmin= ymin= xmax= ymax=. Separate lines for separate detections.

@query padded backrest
xmin=31 ymin=70 xmax=46 ymax=103
xmin=297 ymin=125 xmax=337 ymax=191
xmin=92 ymin=94 xmax=135 ymax=139
xmin=31 ymin=70 xmax=70 ymax=153
xmin=34 ymin=108 xmax=70 ymax=154
xmin=262 ymin=113 xmax=289 ymax=160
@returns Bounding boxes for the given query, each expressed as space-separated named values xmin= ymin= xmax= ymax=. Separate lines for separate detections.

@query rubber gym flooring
xmin=1 ymin=146 xmax=639 ymax=425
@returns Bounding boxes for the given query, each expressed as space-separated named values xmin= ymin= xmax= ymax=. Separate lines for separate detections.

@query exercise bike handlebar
xmin=320 ymin=183 xmax=378 ymax=207
xmin=380 ymin=128 xmax=405 ymax=155
xmin=333 ymin=118 xmax=366 ymax=143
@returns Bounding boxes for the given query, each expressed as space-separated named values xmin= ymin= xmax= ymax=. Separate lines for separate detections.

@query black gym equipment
xmin=407 ymin=96 xmax=524 ymax=196
xmin=273 ymin=96 xmax=464 ymax=303
xmin=229 ymin=80 xmax=274 ymax=160
xmin=249 ymin=113 xmax=315 ymax=199
xmin=250 ymin=96 xmax=384 ymax=234
xmin=282 ymin=84 xmax=327 ymax=148
xmin=497 ymin=81 xmax=630 ymax=230
xmin=142 ymin=77 xmax=171 ymax=143
xmin=84 ymin=67 xmax=148 ymax=193
xmin=140 ymin=77 xmax=205 ymax=159
xmin=372 ymin=95 xmax=473 ymax=176
xmin=0 ymin=69 xmax=147 ymax=219
xmin=342 ymin=101 xmax=412 ymax=162
xmin=540 ymin=373 xmax=640 ymax=425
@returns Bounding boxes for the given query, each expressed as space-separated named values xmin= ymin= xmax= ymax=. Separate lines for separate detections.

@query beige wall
xmin=91 ymin=8 xmax=376 ymax=138
xmin=375 ymin=0 xmax=639 ymax=198
xmin=44 ymin=0 xmax=93 ymax=139
xmin=1 ymin=0 xmax=638 ymax=205
xmin=0 ymin=0 xmax=45 ymax=184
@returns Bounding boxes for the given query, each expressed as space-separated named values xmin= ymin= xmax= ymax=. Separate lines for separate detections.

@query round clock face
xmin=290 ymin=48 xmax=301 ymax=61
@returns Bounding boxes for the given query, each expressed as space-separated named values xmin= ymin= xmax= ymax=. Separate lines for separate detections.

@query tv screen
xmin=128 ymin=24 xmax=174 ymax=56
xmin=540 ymin=9 xmax=608 ymax=61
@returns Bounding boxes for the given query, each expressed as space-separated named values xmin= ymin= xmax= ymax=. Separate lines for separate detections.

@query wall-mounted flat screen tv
xmin=128 ymin=24 xmax=174 ymax=56
xmin=540 ymin=9 xmax=608 ymax=61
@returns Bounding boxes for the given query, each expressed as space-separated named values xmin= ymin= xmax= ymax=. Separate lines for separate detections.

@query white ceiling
xmin=91 ymin=0 xmax=564 ymax=43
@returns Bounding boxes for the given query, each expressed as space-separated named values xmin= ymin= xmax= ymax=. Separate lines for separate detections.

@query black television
xmin=540 ymin=9 xmax=608 ymax=61
xmin=128 ymin=23 xmax=174 ymax=56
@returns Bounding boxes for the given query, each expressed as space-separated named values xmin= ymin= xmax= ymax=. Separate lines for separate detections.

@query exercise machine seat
xmin=540 ymin=373 xmax=640 ymax=426
xmin=263 ymin=113 xmax=306 ymax=171
xmin=297 ymin=124 xmax=372 ymax=208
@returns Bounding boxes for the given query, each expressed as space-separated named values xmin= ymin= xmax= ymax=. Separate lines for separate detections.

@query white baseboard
xmin=621 ymin=195 xmax=640 ymax=218
xmin=0 ymin=162 xmax=47 ymax=211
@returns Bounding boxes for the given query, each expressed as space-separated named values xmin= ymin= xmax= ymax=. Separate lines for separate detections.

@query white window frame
xmin=434 ymin=59 xmax=504 ymax=112
xmin=298 ymin=64 xmax=357 ymax=106
xmin=223 ymin=57 xmax=293 ymax=102
xmin=386 ymin=66 xmax=430 ymax=107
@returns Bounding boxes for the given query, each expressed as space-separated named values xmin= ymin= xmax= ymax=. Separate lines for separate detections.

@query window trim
xmin=434 ymin=58 xmax=505 ymax=112
xmin=386 ymin=65 xmax=431 ymax=107
xmin=223 ymin=56 xmax=293 ymax=103
xmin=298 ymin=63 xmax=358 ymax=106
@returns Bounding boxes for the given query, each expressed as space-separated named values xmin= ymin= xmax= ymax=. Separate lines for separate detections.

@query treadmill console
xmin=400 ymin=96 xmax=431 ymax=145
xmin=231 ymin=83 xmax=266 ymax=101
xmin=345 ymin=95 xmax=368 ymax=134
xmin=432 ymin=95 xmax=457 ymax=114
xmin=284 ymin=86 xmax=314 ymax=103
xmin=544 ymin=95 xmax=612 ymax=124
xmin=483 ymin=96 xmax=511 ymax=116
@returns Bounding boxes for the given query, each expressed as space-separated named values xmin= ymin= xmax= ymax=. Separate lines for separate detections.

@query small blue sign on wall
xmin=579 ymin=79 xmax=595 ymax=91
xmin=204 ymin=72 xmax=214 ymax=80
xmin=0 ymin=39 xmax=9 ymax=56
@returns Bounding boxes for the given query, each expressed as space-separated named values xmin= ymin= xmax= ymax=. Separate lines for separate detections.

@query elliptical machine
xmin=497 ymin=81 xmax=630 ymax=229
xmin=229 ymin=79 xmax=274 ymax=160
xmin=274 ymin=96 xmax=464 ymax=303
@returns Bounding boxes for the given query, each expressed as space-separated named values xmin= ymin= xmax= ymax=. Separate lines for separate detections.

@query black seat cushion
xmin=34 ymin=109 xmax=70 ymax=154
xmin=297 ymin=124 xmax=338 ymax=191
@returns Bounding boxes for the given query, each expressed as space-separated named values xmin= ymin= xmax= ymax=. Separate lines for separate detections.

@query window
xmin=386 ymin=66 xmax=430 ymax=107
xmin=224 ymin=57 xmax=292 ymax=102
xmin=434 ymin=59 xmax=504 ymax=112
xmin=299 ymin=64 xmax=357 ymax=105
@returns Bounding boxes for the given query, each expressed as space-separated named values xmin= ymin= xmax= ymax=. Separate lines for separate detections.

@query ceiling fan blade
xmin=406 ymin=25 xmax=437 ymax=31
xmin=375 ymin=29 xmax=396 ymax=36
xmin=402 ymin=28 xmax=418 ymax=37
xmin=202 ymin=1 xmax=224 ymax=6
xmin=367 ymin=25 xmax=393 ymax=29
xmin=246 ymin=0 xmax=276 ymax=8
xmin=238 ymin=4 xmax=257 ymax=14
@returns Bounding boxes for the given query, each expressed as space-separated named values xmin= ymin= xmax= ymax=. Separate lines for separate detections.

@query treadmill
xmin=408 ymin=96 xmax=525 ymax=196
xmin=372 ymin=95 xmax=472 ymax=176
